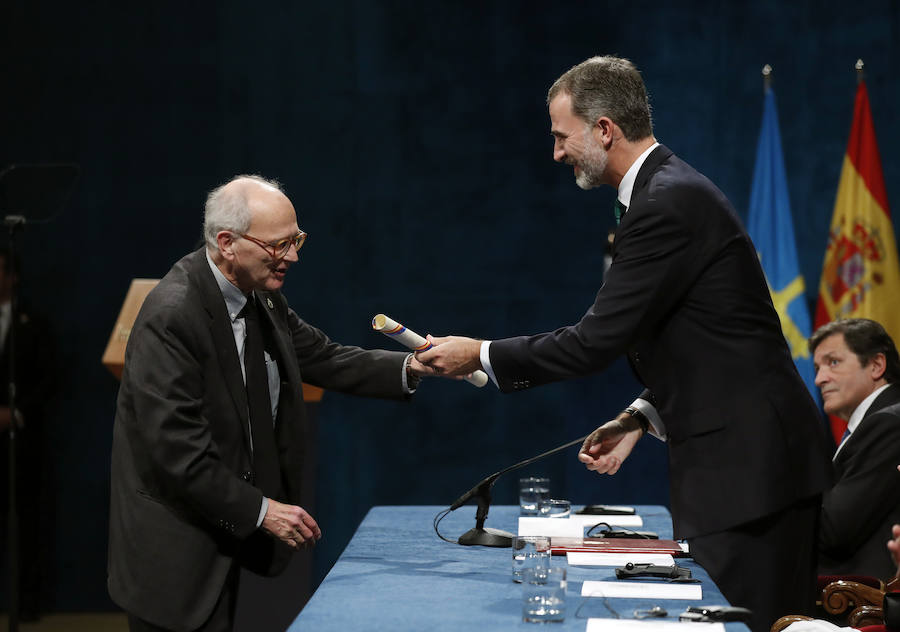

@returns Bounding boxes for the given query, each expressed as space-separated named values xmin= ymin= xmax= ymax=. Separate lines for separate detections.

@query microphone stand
xmin=449 ymin=434 xmax=588 ymax=547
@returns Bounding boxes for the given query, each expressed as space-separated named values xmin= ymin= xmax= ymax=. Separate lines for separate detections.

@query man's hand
xmin=577 ymin=413 xmax=644 ymax=475
xmin=261 ymin=499 xmax=322 ymax=550
xmin=416 ymin=335 xmax=482 ymax=376
xmin=406 ymin=354 xmax=438 ymax=377
xmin=888 ymin=523 xmax=900 ymax=575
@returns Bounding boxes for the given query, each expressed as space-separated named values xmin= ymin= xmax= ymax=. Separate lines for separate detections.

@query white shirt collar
xmin=617 ymin=141 xmax=660 ymax=208
xmin=206 ymin=249 xmax=249 ymax=321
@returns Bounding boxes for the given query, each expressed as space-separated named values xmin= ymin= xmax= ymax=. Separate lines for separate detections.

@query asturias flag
xmin=815 ymin=79 xmax=900 ymax=445
xmin=747 ymin=86 xmax=817 ymax=401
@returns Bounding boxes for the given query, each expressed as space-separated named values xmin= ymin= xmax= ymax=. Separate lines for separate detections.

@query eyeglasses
xmin=239 ymin=230 xmax=307 ymax=259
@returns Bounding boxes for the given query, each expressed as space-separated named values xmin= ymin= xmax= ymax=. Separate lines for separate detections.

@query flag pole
xmin=762 ymin=64 xmax=772 ymax=93
xmin=856 ymin=58 xmax=864 ymax=84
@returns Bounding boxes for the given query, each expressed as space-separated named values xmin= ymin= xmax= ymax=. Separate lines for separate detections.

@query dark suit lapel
xmin=862 ymin=383 xmax=900 ymax=419
xmin=257 ymin=290 xmax=307 ymax=502
xmin=255 ymin=292 xmax=301 ymax=386
xmin=835 ymin=384 xmax=900 ymax=468
xmin=187 ymin=249 xmax=253 ymax=455
xmin=611 ymin=144 xmax=673 ymax=256
xmin=631 ymin=144 xmax=673 ymax=200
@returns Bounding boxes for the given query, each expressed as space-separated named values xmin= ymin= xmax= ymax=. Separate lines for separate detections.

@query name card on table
xmin=581 ymin=580 xmax=702 ymax=600
xmin=518 ymin=513 xmax=644 ymax=538
xmin=569 ymin=513 xmax=644 ymax=528
xmin=587 ymin=620 xmax=724 ymax=632
xmin=518 ymin=517 xmax=584 ymax=538
xmin=567 ymin=552 xmax=675 ymax=566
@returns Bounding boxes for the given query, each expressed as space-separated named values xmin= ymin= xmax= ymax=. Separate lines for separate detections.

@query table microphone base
xmin=458 ymin=527 xmax=514 ymax=547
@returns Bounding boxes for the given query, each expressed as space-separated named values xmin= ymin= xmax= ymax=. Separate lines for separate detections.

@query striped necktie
xmin=837 ymin=428 xmax=851 ymax=450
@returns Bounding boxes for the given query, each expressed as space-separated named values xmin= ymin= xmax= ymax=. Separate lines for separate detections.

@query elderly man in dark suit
xmin=811 ymin=318 xmax=900 ymax=579
xmin=417 ymin=56 xmax=832 ymax=632
xmin=108 ymin=175 xmax=429 ymax=632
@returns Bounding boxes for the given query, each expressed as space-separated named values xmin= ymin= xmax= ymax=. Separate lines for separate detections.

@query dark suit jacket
xmin=489 ymin=145 xmax=832 ymax=539
xmin=819 ymin=384 xmax=900 ymax=578
xmin=108 ymin=248 xmax=409 ymax=631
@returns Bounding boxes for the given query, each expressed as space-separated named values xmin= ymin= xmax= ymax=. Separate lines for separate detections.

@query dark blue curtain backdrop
xmin=2 ymin=0 xmax=899 ymax=611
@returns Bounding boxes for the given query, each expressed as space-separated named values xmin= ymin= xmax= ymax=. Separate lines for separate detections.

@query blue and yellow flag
xmin=746 ymin=86 xmax=818 ymax=400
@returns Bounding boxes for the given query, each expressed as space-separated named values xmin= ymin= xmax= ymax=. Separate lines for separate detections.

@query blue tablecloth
xmin=290 ymin=505 xmax=751 ymax=631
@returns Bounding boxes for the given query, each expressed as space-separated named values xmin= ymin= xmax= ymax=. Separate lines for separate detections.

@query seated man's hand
xmin=888 ymin=522 xmax=900 ymax=575
xmin=261 ymin=499 xmax=322 ymax=550
xmin=416 ymin=335 xmax=482 ymax=377
xmin=577 ymin=413 xmax=644 ymax=475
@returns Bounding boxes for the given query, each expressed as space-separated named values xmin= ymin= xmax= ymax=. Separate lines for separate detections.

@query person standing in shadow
xmin=0 ymin=247 xmax=56 ymax=621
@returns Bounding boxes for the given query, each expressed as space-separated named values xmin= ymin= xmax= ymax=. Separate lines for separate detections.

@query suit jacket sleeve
xmin=819 ymin=411 xmax=900 ymax=560
xmin=489 ymin=190 xmax=696 ymax=391
xmin=286 ymin=308 xmax=409 ymax=399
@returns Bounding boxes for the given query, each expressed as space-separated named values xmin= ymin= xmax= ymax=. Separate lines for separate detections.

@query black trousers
xmin=127 ymin=565 xmax=240 ymax=632
xmin=689 ymin=495 xmax=821 ymax=632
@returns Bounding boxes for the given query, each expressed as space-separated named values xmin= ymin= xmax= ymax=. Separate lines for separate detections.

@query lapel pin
xmin=266 ymin=297 xmax=274 ymax=309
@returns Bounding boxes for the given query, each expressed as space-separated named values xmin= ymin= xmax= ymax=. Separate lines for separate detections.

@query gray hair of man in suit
xmin=809 ymin=318 xmax=900 ymax=385
xmin=202 ymin=174 xmax=284 ymax=251
xmin=547 ymin=56 xmax=654 ymax=142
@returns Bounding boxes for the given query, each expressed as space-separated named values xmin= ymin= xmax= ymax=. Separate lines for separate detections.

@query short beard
xmin=574 ymin=129 xmax=608 ymax=190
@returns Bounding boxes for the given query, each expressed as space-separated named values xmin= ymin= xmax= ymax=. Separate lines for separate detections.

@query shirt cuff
xmin=401 ymin=353 xmax=416 ymax=393
xmin=257 ymin=496 xmax=269 ymax=528
xmin=630 ymin=397 xmax=666 ymax=441
xmin=479 ymin=341 xmax=499 ymax=388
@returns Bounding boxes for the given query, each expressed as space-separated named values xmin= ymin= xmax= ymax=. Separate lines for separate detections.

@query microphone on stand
xmin=446 ymin=434 xmax=589 ymax=547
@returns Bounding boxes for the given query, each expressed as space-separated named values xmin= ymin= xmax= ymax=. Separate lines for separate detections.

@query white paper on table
xmin=567 ymin=552 xmax=674 ymax=566
xmin=587 ymin=619 xmax=725 ymax=632
xmin=517 ymin=517 xmax=584 ymax=538
xmin=581 ymin=580 xmax=702 ymax=600
xmin=568 ymin=513 xmax=644 ymax=528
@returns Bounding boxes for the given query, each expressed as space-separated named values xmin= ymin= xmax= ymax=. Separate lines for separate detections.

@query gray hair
xmin=547 ymin=56 xmax=653 ymax=142
xmin=203 ymin=174 xmax=283 ymax=250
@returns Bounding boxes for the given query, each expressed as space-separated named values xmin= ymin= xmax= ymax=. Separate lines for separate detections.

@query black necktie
xmin=241 ymin=295 xmax=282 ymax=497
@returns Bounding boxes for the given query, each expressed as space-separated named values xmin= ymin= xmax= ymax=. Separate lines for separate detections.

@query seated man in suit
xmin=811 ymin=318 xmax=900 ymax=578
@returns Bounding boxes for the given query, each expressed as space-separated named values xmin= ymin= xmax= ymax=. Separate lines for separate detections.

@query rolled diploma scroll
xmin=372 ymin=314 xmax=489 ymax=388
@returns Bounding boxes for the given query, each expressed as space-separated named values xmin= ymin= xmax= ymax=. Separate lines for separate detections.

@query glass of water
xmin=512 ymin=535 xmax=550 ymax=583
xmin=519 ymin=476 xmax=550 ymax=516
xmin=539 ymin=498 xmax=571 ymax=518
xmin=522 ymin=566 xmax=566 ymax=623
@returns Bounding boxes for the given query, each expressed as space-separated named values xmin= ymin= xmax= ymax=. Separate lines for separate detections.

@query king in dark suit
xmin=418 ymin=56 xmax=832 ymax=632
xmin=811 ymin=318 xmax=900 ymax=579
xmin=108 ymin=175 xmax=429 ymax=631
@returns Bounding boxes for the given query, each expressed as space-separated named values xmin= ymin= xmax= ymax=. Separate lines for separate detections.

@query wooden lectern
xmin=101 ymin=278 xmax=324 ymax=402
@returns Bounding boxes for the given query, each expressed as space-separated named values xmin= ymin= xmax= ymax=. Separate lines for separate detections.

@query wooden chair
xmin=771 ymin=575 xmax=900 ymax=632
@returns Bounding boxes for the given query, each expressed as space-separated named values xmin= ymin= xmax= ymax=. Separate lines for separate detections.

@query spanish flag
xmin=815 ymin=78 xmax=900 ymax=444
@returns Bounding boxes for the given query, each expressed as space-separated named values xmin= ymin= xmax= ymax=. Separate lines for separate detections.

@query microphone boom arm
xmin=449 ymin=433 xmax=589 ymax=547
